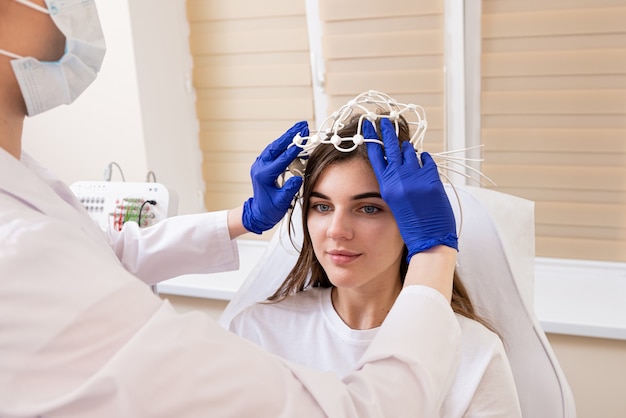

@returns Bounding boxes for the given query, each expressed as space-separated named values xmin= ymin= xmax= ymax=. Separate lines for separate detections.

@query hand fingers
xmin=379 ymin=118 xmax=402 ymax=165
xmin=400 ymin=141 xmax=420 ymax=169
xmin=266 ymin=144 xmax=304 ymax=180
xmin=361 ymin=118 xmax=378 ymax=139
xmin=363 ymin=120 xmax=387 ymax=180
xmin=261 ymin=121 xmax=309 ymax=162
xmin=419 ymin=151 xmax=435 ymax=169
xmin=270 ymin=176 xmax=303 ymax=220
xmin=417 ymin=152 xmax=443 ymax=183
xmin=279 ymin=176 xmax=303 ymax=204
xmin=366 ymin=141 xmax=387 ymax=182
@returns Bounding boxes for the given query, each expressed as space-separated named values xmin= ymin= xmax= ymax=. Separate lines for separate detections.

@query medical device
xmin=70 ymin=181 xmax=177 ymax=231
xmin=288 ymin=90 xmax=492 ymax=186
xmin=291 ymin=90 xmax=428 ymax=157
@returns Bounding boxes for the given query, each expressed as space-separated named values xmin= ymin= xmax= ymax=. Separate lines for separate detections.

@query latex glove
xmin=365 ymin=119 xmax=458 ymax=261
xmin=242 ymin=121 xmax=308 ymax=234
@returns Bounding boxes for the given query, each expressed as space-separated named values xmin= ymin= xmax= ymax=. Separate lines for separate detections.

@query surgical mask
xmin=0 ymin=0 xmax=106 ymax=116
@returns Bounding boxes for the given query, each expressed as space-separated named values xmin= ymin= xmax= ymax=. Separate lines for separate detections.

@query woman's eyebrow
xmin=352 ymin=192 xmax=382 ymax=200
xmin=310 ymin=191 xmax=329 ymax=199
xmin=310 ymin=191 xmax=382 ymax=200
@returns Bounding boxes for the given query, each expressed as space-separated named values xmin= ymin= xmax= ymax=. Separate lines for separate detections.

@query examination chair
xmin=219 ymin=185 xmax=577 ymax=417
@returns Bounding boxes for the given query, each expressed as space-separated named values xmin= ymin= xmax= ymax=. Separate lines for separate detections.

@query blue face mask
xmin=0 ymin=0 xmax=106 ymax=116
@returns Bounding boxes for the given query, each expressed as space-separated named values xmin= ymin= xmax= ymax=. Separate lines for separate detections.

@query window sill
xmin=534 ymin=257 xmax=626 ymax=340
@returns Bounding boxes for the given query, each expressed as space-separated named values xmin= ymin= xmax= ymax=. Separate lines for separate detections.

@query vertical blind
xmin=481 ymin=0 xmax=626 ymax=262
xmin=186 ymin=0 xmax=314 ymax=213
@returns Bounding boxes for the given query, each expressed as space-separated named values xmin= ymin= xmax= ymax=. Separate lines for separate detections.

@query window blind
xmin=481 ymin=0 xmax=626 ymax=262
xmin=186 ymin=0 xmax=314 ymax=212
xmin=186 ymin=0 xmax=445 ymax=215
xmin=318 ymin=0 xmax=446 ymax=154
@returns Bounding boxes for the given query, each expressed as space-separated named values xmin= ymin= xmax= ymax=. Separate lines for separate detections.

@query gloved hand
xmin=365 ymin=118 xmax=458 ymax=261
xmin=242 ymin=121 xmax=308 ymax=234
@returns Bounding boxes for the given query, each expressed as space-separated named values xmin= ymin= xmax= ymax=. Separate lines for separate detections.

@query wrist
xmin=406 ymin=232 xmax=458 ymax=263
xmin=241 ymin=198 xmax=265 ymax=235
xmin=227 ymin=205 xmax=248 ymax=239
xmin=403 ymin=245 xmax=457 ymax=303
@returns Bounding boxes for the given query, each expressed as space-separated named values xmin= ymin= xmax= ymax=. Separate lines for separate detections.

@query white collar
xmin=0 ymin=148 xmax=108 ymax=247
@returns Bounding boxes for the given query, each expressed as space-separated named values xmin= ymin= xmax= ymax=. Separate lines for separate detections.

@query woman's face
xmin=1 ymin=0 xmax=65 ymax=60
xmin=306 ymin=158 xmax=405 ymax=293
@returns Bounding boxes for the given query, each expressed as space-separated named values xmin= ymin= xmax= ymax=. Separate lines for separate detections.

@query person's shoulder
xmin=455 ymin=314 xmax=504 ymax=353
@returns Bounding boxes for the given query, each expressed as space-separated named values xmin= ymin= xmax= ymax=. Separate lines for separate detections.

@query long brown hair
xmin=268 ymin=114 xmax=496 ymax=334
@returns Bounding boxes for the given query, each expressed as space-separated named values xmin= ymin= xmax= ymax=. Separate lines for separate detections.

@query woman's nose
xmin=326 ymin=210 xmax=353 ymax=240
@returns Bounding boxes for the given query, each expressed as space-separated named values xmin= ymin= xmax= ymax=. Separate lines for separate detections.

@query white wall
xmin=22 ymin=0 xmax=204 ymax=215
xmin=126 ymin=0 xmax=205 ymax=214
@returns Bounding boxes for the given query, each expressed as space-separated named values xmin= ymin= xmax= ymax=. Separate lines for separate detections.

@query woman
xmin=228 ymin=114 xmax=523 ymax=417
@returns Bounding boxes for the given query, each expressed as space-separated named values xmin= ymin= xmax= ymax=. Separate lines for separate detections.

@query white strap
xmin=13 ymin=0 xmax=50 ymax=14
xmin=0 ymin=49 xmax=23 ymax=60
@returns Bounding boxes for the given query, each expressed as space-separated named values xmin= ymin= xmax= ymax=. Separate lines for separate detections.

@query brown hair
xmin=268 ymin=114 xmax=497 ymax=334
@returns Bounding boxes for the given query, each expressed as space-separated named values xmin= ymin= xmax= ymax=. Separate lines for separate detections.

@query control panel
xmin=70 ymin=181 xmax=177 ymax=231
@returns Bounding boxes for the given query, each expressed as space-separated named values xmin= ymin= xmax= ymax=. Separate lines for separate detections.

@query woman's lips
xmin=326 ymin=249 xmax=360 ymax=264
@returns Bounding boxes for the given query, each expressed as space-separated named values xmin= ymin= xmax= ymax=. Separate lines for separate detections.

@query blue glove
xmin=365 ymin=119 xmax=458 ymax=261
xmin=242 ymin=121 xmax=308 ymax=234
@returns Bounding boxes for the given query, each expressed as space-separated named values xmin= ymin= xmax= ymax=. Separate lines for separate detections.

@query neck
xmin=0 ymin=111 xmax=23 ymax=159
xmin=331 ymin=281 xmax=402 ymax=330
xmin=0 ymin=68 xmax=26 ymax=159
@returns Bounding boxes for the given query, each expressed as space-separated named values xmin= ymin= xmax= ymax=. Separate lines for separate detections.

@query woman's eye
xmin=312 ymin=203 xmax=331 ymax=213
xmin=361 ymin=205 xmax=380 ymax=215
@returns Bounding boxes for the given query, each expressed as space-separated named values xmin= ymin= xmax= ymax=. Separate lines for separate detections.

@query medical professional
xmin=0 ymin=0 xmax=462 ymax=417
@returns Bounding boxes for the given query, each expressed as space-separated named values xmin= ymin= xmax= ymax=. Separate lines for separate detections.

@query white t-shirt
xmin=229 ymin=287 xmax=522 ymax=417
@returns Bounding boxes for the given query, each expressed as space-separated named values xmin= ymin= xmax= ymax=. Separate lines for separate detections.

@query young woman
xmin=228 ymin=115 xmax=523 ymax=417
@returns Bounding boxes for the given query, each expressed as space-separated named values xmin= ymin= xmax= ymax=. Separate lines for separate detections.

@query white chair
xmin=219 ymin=185 xmax=577 ymax=417
xmin=448 ymin=185 xmax=576 ymax=417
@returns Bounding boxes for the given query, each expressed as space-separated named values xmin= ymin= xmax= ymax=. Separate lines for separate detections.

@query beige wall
xmin=163 ymin=294 xmax=626 ymax=418
xmin=547 ymin=334 xmax=626 ymax=418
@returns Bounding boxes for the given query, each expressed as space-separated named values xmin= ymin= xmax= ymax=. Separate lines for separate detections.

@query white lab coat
xmin=0 ymin=148 xmax=462 ymax=417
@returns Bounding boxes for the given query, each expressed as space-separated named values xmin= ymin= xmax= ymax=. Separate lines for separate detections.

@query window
xmin=481 ymin=0 xmax=626 ymax=262
xmin=186 ymin=0 xmax=314 ymax=211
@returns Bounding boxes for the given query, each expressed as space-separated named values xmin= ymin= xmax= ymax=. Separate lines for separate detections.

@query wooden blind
xmin=481 ymin=0 xmax=626 ymax=262
xmin=318 ymin=0 xmax=446 ymax=154
xmin=186 ymin=0 xmax=314 ymax=213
